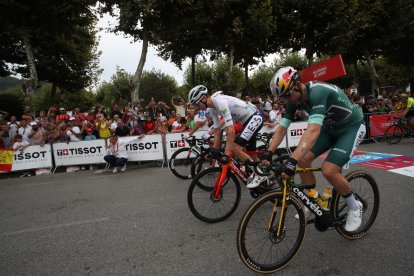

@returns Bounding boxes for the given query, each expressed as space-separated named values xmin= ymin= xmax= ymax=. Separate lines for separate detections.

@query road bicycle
xmin=170 ymin=132 xmax=276 ymax=180
xmin=236 ymin=163 xmax=379 ymax=274
xmin=384 ymin=116 xmax=413 ymax=144
xmin=187 ymin=152 xmax=289 ymax=223
xmin=189 ymin=132 xmax=277 ymax=180
xmin=169 ymin=135 xmax=214 ymax=179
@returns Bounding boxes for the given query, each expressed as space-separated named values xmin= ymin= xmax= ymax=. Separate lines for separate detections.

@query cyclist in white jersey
xmin=188 ymin=85 xmax=263 ymax=162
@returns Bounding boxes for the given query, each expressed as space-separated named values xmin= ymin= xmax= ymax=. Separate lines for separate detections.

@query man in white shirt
xmin=110 ymin=114 xmax=120 ymax=134
xmin=104 ymin=135 xmax=140 ymax=173
xmin=67 ymin=117 xmax=82 ymax=142
xmin=18 ymin=120 xmax=32 ymax=144
xmin=7 ymin=115 xmax=20 ymax=140
xmin=267 ymin=102 xmax=282 ymax=127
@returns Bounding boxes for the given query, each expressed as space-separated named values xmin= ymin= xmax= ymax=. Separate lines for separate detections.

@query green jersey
xmin=280 ymin=81 xmax=363 ymax=130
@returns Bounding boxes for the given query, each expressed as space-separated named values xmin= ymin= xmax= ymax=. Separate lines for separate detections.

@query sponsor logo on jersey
xmin=312 ymin=104 xmax=325 ymax=110
xmin=220 ymin=108 xmax=228 ymax=114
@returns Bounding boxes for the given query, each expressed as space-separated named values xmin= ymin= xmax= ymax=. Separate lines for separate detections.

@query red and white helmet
xmin=270 ymin=66 xmax=300 ymax=97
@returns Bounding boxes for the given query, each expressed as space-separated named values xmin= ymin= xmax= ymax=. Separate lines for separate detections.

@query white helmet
xmin=270 ymin=66 xmax=300 ymax=97
xmin=188 ymin=85 xmax=208 ymax=105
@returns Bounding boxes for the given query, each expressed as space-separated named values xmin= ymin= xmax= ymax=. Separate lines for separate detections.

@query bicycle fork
xmin=212 ymin=164 xmax=229 ymax=199
xmin=268 ymin=179 xmax=288 ymax=238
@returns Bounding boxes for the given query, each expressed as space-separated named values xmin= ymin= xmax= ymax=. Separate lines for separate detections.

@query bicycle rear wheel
xmin=187 ymin=167 xmax=241 ymax=223
xmin=384 ymin=125 xmax=404 ymax=144
xmin=169 ymin=147 xmax=199 ymax=179
xmin=332 ymin=170 xmax=380 ymax=239
xmin=237 ymin=191 xmax=306 ymax=273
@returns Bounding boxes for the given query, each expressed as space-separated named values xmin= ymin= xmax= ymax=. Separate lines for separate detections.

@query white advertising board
xmin=53 ymin=140 xmax=106 ymax=166
xmin=11 ymin=144 xmax=53 ymax=171
xmin=119 ymin=135 xmax=164 ymax=161
xmin=165 ymin=131 xmax=209 ymax=160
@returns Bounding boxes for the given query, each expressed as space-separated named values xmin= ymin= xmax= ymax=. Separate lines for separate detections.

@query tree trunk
xmin=229 ymin=45 xmax=234 ymax=73
xmin=50 ymin=82 xmax=57 ymax=104
xmin=364 ymin=48 xmax=379 ymax=95
xmin=191 ymin=55 xmax=196 ymax=87
xmin=131 ymin=26 xmax=149 ymax=102
xmin=21 ymin=32 xmax=38 ymax=115
xmin=306 ymin=48 xmax=314 ymax=66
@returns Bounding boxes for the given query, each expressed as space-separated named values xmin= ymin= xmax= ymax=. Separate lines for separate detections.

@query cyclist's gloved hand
xmin=202 ymin=133 xmax=211 ymax=141
xmin=259 ymin=150 xmax=273 ymax=161
xmin=282 ymin=157 xmax=297 ymax=176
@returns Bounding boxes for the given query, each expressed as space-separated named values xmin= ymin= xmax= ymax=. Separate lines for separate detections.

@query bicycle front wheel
xmin=332 ymin=170 xmax=380 ymax=239
xmin=237 ymin=192 xmax=306 ymax=273
xmin=187 ymin=167 xmax=241 ymax=223
xmin=169 ymin=147 xmax=200 ymax=179
xmin=384 ymin=125 xmax=404 ymax=144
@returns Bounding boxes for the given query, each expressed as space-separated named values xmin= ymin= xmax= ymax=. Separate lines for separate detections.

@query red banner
xmin=300 ymin=55 xmax=347 ymax=83
xmin=369 ymin=114 xmax=395 ymax=137
xmin=0 ymin=148 xmax=13 ymax=172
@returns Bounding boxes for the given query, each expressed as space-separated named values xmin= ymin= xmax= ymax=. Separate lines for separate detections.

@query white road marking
xmin=0 ymin=217 xmax=109 ymax=237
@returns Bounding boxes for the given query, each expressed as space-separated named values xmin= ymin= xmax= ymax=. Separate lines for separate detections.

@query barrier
xmin=257 ymin=125 xmax=288 ymax=148
xmin=4 ymin=121 xmax=310 ymax=174
xmin=165 ymin=131 xmax=209 ymax=160
xmin=11 ymin=144 xmax=53 ymax=171
xmin=119 ymin=135 xmax=164 ymax=161
xmin=53 ymin=140 xmax=106 ymax=167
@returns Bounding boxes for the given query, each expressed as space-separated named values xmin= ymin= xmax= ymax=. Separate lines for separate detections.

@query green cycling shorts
xmin=310 ymin=122 xmax=366 ymax=167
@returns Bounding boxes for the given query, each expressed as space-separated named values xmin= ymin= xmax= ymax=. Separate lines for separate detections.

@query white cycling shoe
xmin=294 ymin=206 xmax=313 ymax=220
xmin=246 ymin=174 xmax=266 ymax=189
xmin=344 ymin=200 xmax=363 ymax=232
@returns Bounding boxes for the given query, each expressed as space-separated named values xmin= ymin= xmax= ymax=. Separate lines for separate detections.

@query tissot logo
xmin=290 ymin=128 xmax=307 ymax=137
xmin=126 ymin=142 xmax=159 ymax=151
xmin=14 ymin=151 xmax=48 ymax=161
xmin=170 ymin=140 xmax=186 ymax=148
xmin=57 ymin=146 xmax=103 ymax=156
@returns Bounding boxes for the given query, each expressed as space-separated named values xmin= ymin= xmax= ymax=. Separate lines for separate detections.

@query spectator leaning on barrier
xmin=54 ymin=123 xmax=70 ymax=143
xmin=171 ymin=114 xmax=186 ymax=133
xmin=12 ymin=134 xmax=32 ymax=177
xmin=105 ymin=135 xmax=141 ymax=173
xmin=130 ymin=121 xmax=146 ymax=136
xmin=84 ymin=127 xmax=97 ymax=141
xmin=28 ymin=121 xmax=47 ymax=146
xmin=67 ymin=117 xmax=82 ymax=142
xmin=115 ymin=119 xmax=130 ymax=137
xmin=154 ymin=116 xmax=168 ymax=135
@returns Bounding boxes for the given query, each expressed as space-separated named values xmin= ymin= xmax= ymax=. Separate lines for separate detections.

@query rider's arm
xmin=268 ymin=125 xmax=287 ymax=153
xmin=224 ymin=125 xmax=235 ymax=156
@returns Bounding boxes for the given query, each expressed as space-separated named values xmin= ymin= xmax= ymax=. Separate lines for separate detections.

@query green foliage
xmin=183 ymin=58 xmax=245 ymax=96
xmin=96 ymin=68 xmax=133 ymax=108
xmin=140 ymin=70 xmax=178 ymax=104
xmin=0 ymin=87 xmax=24 ymax=117
xmin=0 ymin=77 xmax=24 ymax=90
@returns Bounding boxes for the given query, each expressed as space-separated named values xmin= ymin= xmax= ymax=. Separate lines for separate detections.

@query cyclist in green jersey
xmin=263 ymin=66 xmax=366 ymax=232
xmin=400 ymin=93 xmax=414 ymax=129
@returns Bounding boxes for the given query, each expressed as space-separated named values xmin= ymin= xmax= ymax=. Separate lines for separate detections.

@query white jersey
xmin=210 ymin=92 xmax=257 ymax=129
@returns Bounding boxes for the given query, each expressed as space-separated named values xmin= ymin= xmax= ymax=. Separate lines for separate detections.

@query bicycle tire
xmin=169 ymin=147 xmax=200 ymax=179
xmin=190 ymin=150 xmax=213 ymax=179
xmin=187 ymin=167 xmax=241 ymax=223
xmin=332 ymin=170 xmax=380 ymax=239
xmin=384 ymin=124 xmax=404 ymax=144
xmin=237 ymin=191 xmax=306 ymax=273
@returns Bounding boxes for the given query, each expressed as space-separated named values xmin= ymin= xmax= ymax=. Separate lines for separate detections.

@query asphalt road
xmin=0 ymin=139 xmax=413 ymax=275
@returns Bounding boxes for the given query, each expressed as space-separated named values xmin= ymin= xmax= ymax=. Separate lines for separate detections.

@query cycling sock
xmin=344 ymin=192 xmax=359 ymax=210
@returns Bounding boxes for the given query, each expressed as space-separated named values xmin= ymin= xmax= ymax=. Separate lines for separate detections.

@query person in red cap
xmin=84 ymin=127 xmax=96 ymax=141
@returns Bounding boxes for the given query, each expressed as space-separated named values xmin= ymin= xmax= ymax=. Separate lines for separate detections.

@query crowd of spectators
xmin=0 ymin=89 xmax=410 ymax=150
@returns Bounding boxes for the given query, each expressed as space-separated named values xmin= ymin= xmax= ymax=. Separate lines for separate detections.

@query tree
xmin=139 ymin=70 xmax=178 ymax=104
xmin=96 ymin=67 xmax=133 ymax=108
xmin=0 ymin=0 xmax=101 ymax=111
